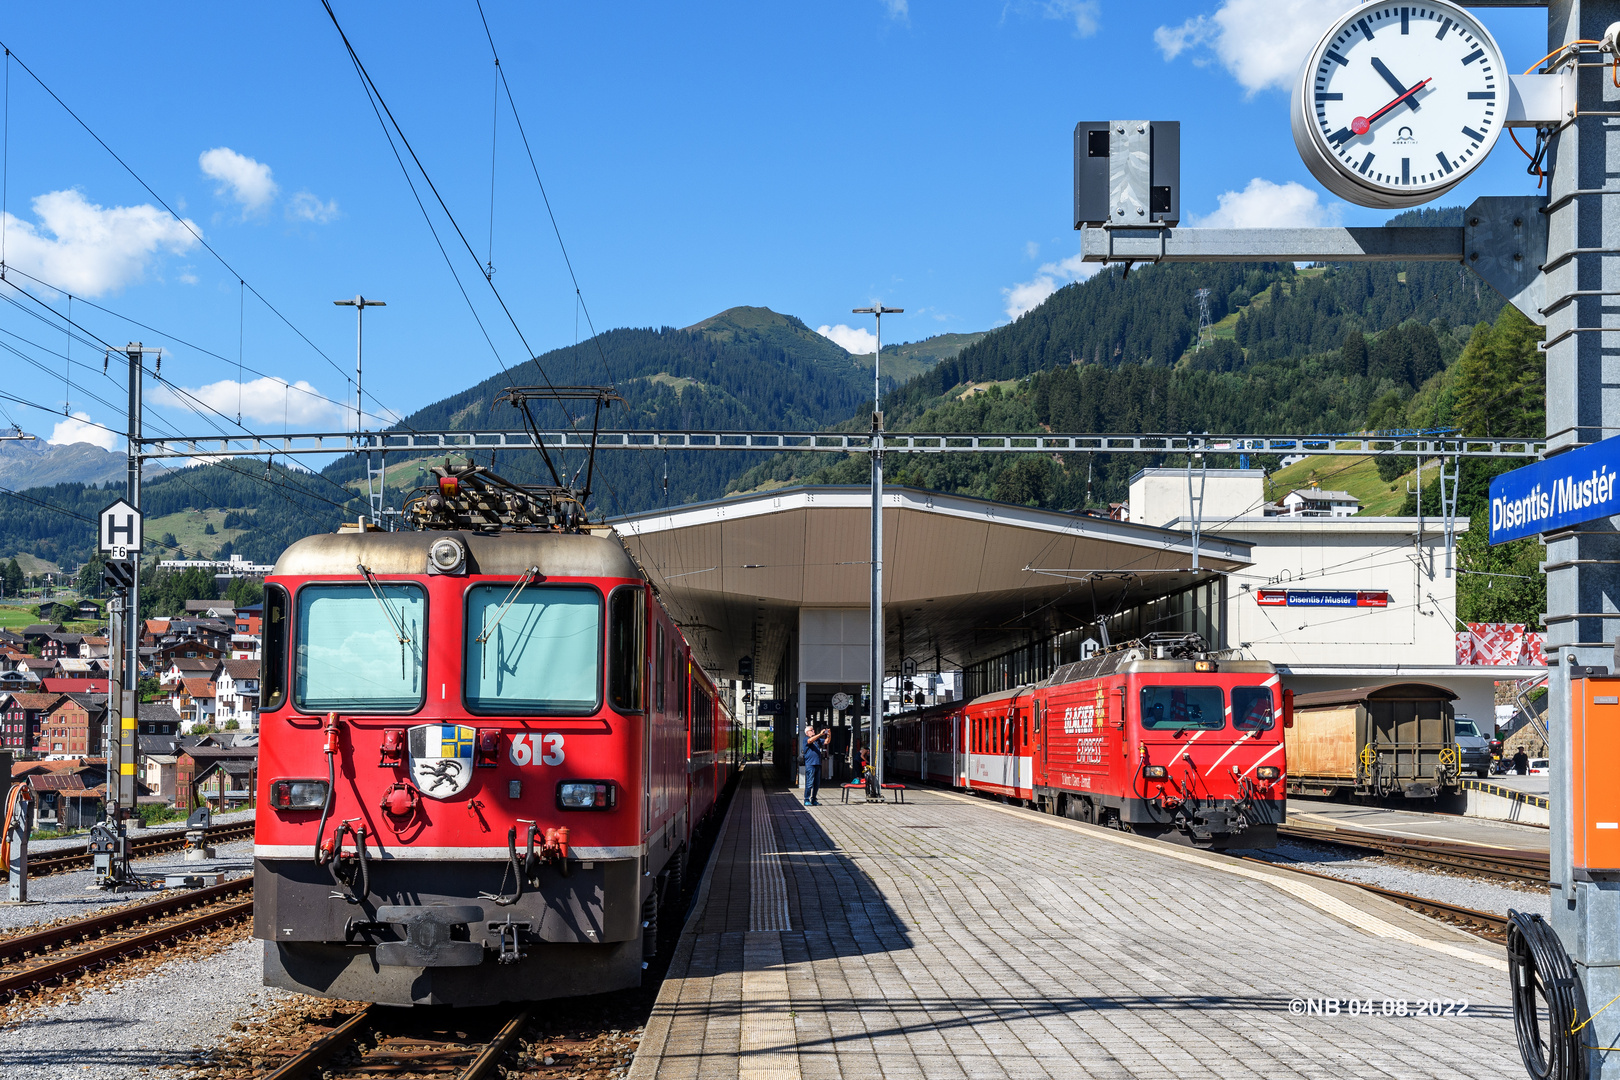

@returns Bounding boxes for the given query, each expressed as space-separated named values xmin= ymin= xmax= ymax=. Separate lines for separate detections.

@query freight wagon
xmin=1284 ymin=682 xmax=1460 ymax=799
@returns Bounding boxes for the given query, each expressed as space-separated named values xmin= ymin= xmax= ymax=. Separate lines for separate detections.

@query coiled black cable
xmin=1508 ymin=908 xmax=1588 ymax=1080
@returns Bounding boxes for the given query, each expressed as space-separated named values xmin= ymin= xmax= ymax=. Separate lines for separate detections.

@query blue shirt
xmin=805 ymin=738 xmax=822 ymax=767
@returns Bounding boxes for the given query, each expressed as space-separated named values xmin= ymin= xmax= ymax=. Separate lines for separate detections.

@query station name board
xmin=1489 ymin=434 xmax=1620 ymax=545
xmin=1256 ymin=589 xmax=1389 ymax=608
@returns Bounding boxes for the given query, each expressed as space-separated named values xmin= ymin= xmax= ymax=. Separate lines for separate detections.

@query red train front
xmin=252 ymin=488 xmax=733 ymax=1006
xmin=888 ymin=635 xmax=1286 ymax=848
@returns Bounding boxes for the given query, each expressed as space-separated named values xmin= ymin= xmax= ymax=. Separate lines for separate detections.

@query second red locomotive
xmin=888 ymin=635 xmax=1287 ymax=848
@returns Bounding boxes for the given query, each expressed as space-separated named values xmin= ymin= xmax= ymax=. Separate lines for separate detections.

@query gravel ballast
xmin=1246 ymin=838 xmax=1551 ymax=919
xmin=0 ymin=933 xmax=288 ymax=1079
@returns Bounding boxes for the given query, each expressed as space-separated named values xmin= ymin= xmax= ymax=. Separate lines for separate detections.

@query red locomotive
xmin=887 ymin=635 xmax=1287 ymax=848
xmin=252 ymin=464 xmax=735 ymax=1006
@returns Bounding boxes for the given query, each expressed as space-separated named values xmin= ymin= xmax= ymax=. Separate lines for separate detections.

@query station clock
xmin=1291 ymin=1 xmax=1506 ymax=209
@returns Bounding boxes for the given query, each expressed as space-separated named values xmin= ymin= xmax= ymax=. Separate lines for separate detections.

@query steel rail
xmin=263 ymin=1005 xmax=533 ymax=1080
xmin=0 ymin=876 xmax=252 ymax=967
xmin=1277 ymin=823 xmax=1549 ymax=884
xmin=0 ymin=888 xmax=254 ymax=1001
xmin=25 ymin=820 xmax=256 ymax=877
xmin=132 ymin=428 xmax=1546 ymax=460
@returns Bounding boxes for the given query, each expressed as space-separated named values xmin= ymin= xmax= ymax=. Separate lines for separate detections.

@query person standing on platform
xmin=804 ymin=725 xmax=828 ymax=805
xmin=1513 ymin=747 xmax=1529 ymax=775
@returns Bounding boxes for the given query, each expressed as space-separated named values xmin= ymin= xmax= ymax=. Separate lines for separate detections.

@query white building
xmin=213 ymin=659 xmax=260 ymax=731
xmin=1129 ymin=467 xmax=1540 ymax=723
xmin=1277 ymin=487 xmax=1361 ymax=518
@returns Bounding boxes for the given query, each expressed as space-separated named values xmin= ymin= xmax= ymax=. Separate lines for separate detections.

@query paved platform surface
xmin=1472 ymin=775 xmax=1549 ymax=796
xmin=633 ymin=769 xmax=1520 ymax=1080
xmin=1286 ymin=798 xmax=1549 ymax=852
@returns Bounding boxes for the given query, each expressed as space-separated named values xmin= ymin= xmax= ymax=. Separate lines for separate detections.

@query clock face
xmin=1291 ymin=2 xmax=1505 ymax=209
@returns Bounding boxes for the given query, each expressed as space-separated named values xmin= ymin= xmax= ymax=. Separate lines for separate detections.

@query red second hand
xmin=1351 ymin=77 xmax=1432 ymax=135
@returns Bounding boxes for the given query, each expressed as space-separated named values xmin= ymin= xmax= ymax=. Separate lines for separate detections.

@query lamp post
xmin=851 ymin=303 xmax=901 ymax=796
xmin=334 ymin=296 xmax=387 ymax=526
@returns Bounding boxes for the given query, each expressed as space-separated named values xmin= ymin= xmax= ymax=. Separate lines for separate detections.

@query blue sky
xmin=0 ymin=1 xmax=1549 ymax=452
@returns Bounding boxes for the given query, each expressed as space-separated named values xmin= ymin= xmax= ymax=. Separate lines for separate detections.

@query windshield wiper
xmin=476 ymin=567 xmax=541 ymax=677
xmin=358 ymin=564 xmax=414 ymax=677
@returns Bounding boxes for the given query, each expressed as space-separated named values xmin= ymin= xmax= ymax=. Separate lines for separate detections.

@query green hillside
xmin=843 ymin=331 xmax=989 ymax=385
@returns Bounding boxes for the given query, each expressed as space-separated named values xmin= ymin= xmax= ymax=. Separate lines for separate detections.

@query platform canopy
xmin=610 ymin=485 xmax=1253 ymax=685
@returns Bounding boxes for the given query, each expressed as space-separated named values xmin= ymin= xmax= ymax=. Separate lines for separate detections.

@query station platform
xmin=1287 ymin=797 xmax=1549 ymax=852
xmin=632 ymin=768 xmax=1519 ymax=1080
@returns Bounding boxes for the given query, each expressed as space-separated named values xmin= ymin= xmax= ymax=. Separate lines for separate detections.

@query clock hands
xmin=1369 ymin=57 xmax=1423 ymax=114
xmin=1351 ymin=77 xmax=1432 ymax=135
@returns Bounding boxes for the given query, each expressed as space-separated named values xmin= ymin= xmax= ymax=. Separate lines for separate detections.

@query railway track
xmin=0 ymin=876 xmax=253 ymax=1002
xmin=1276 ymin=822 xmax=1549 ymax=885
xmin=264 ymin=1006 xmax=531 ymax=1080
xmin=23 ymin=819 xmax=256 ymax=876
xmin=1242 ymin=855 xmax=1509 ymax=941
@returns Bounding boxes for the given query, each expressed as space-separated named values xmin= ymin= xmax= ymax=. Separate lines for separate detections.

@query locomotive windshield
xmin=1231 ymin=686 xmax=1275 ymax=730
xmin=295 ymin=583 xmax=426 ymax=711
xmin=465 ymin=584 xmax=601 ymax=714
xmin=1138 ymin=685 xmax=1224 ymax=730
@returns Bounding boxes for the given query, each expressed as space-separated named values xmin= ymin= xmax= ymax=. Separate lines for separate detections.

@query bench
xmin=839 ymin=782 xmax=908 ymax=804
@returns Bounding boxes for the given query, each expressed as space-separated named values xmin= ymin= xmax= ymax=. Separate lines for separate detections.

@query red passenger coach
xmin=253 ymin=478 xmax=734 ymax=1006
xmin=887 ymin=635 xmax=1285 ymax=848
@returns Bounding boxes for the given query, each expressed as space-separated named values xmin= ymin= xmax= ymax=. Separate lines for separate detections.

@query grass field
xmin=145 ymin=508 xmax=246 ymax=558
xmin=1267 ymin=454 xmax=1440 ymax=516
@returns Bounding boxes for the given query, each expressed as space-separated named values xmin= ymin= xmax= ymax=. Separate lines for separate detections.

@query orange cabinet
xmin=1573 ymin=676 xmax=1620 ymax=871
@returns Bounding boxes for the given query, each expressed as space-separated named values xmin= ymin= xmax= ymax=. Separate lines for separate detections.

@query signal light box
xmin=1073 ymin=120 xmax=1180 ymax=230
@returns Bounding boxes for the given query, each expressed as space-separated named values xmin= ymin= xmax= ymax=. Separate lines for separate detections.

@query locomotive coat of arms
xmin=407 ymin=724 xmax=476 ymax=798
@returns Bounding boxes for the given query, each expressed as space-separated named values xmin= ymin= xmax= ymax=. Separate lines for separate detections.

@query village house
xmin=40 ymin=633 xmax=84 ymax=660
xmin=162 ymin=658 xmax=217 ymax=687
xmin=12 ymin=759 xmax=108 ymax=828
xmin=214 ymin=658 xmax=260 ymax=729
xmin=0 ymin=691 xmax=64 ymax=758
xmin=35 ymin=693 xmax=107 ymax=759
xmin=170 ymin=678 xmax=217 ymax=725
xmin=20 ymin=623 xmax=65 ymax=649
xmin=178 ymin=740 xmax=257 ymax=811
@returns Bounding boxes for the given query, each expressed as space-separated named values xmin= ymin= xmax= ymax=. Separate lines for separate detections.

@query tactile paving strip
xmin=747 ymin=780 xmax=791 ymax=932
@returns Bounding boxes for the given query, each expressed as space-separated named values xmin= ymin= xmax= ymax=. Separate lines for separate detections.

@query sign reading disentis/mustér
xmin=1489 ymin=435 xmax=1620 ymax=545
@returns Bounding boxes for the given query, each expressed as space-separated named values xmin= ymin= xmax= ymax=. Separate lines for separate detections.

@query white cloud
xmin=1156 ymin=0 xmax=1358 ymax=95
xmin=0 ymin=189 xmax=199 ymax=297
xmin=48 ymin=411 xmax=118 ymax=451
xmin=159 ymin=376 xmax=346 ymax=428
xmin=881 ymin=0 xmax=908 ymax=19
xmin=1002 ymin=251 xmax=1101 ymax=321
xmin=199 ymin=147 xmax=278 ymax=213
xmin=817 ymin=323 xmax=880 ymax=355
xmin=1015 ymin=0 xmax=1100 ymax=36
xmin=1190 ymin=177 xmax=1340 ymax=228
xmin=288 ymin=191 xmax=339 ymax=224
xmin=1024 ymin=240 xmax=1040 ymax=260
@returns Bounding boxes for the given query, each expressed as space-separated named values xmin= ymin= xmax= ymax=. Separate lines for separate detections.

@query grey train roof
xmin=273 ymin=529 xmax=640 ymax=579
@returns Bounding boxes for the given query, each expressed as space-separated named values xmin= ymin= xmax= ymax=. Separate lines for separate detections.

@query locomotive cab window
xmin=295 ymin=583 xmax=425 ymax=712
xmin=1232 ymin=686 xmax=1276 ymax=731
xmin=260 ymin=583 xmax=288 ymax=712
xmin=1138 ymin=685 xmax=1225 ymax=730
xmin=608 ymin=585 xmax=645 ymax=713
xmin=464 ymin=584 xmax=601 ymax=715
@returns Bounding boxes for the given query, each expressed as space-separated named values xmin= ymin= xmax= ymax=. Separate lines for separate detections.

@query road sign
xmin=102 ymin=560 xmax=134 ymax=592
xmin=901 ymin=657 xmax=917 ymax=678
xmin=98 ymin=499 xmax=142 ymax=558
xmin=1489 ymin=434 xmax=1620 ymax=545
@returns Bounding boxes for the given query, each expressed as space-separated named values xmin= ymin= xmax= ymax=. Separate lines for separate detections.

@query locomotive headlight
xmin=270 ymin=778 xmax=330 ymax=811
xmin=1256 ymin=766 xmax=1281 ymax=781
xmin=1142 ymin=765 xmax=1169 ymax=781
xmin=557 ymin=781 xmax=617 ymax=810
xmin=427 ymin=536 xmax=466 ymax=575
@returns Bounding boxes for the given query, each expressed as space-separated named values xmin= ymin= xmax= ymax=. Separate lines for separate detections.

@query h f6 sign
xmin=1489 ymin=435 xmax=1620 ymax=544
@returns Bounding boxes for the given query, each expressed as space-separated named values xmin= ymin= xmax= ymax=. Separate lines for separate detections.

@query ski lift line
xmin=0 ymin=38 xmax=353 ymax=390
xmin=131 ymin=428 xmax=1547 ymax=460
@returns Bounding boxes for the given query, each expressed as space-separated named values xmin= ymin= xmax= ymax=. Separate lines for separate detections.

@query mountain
xmin=844 ymin=331 xmax=989 ymax=386
xmin=0 ymin=435 xmax=130 ymax=489
xmin=319 ymin=306 xmax=887 ymax=513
